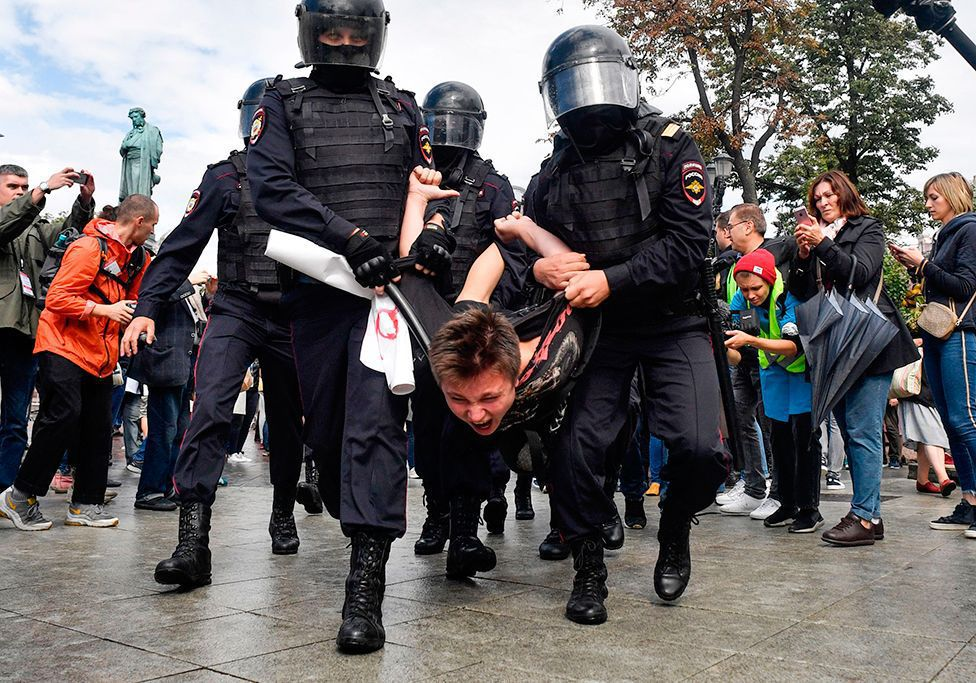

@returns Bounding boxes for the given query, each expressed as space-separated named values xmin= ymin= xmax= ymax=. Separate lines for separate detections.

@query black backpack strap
xmin=449 ymin=153 xmax=493 ymax=231
xmin=274 ymin=77 xmax=315 ymax=114
xmin=623 ymin=117 xmax=670 ymax=221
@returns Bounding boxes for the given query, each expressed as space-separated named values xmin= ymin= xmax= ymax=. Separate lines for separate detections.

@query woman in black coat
xmin=791 ymin=170 xmax=918 ymax=547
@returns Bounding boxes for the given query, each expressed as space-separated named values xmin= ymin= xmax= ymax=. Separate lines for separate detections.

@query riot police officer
xmin=515 ymin=26 xmax=728 ymax=625
xmin=412 ymin=81 xmax=527 ymax=575
xmin=246 ymin=0 xmax=448 ymax=655
xmin=122 ymin=78 xmax=305 ymax=586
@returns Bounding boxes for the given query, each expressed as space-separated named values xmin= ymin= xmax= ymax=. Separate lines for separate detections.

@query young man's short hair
xmin=428 ymin=307 xmax=520 ymax=386
xmin=116 ymin=194 xmax=157 ymax=223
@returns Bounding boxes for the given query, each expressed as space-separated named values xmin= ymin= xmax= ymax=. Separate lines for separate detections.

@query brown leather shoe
xmin=873 ymin=518 xmax=884 ymax=541
xmin=822 ymin=512 xmax=875 ymax=547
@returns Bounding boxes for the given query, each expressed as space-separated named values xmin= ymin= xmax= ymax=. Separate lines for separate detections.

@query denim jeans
xmin=136 ymin=384 xmax=191 ymax=499
xmin=619 ymin=415 xmax=649 ymax=500
xmin=121 ymin=391 xmax=145 ymax=464
xmin=834 ymin=371 xmax=892 ymax=521
xmin=923 ymin=329 xmax=976 ymax=493
xmin=819 ymin=412 xmax=845 ymax=473
xmin=648 ymin=434 xmax=669 ymax=495
xmin=0 ymin=329 xmax=38 ymax=490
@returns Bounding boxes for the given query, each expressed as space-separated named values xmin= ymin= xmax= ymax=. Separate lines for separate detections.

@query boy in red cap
xmin=724 ymin=249 xmax=820 ymax=533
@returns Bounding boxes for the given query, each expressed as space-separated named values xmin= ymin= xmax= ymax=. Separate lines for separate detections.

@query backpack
xmin=35 ymin=227 xmax=146 ymax=311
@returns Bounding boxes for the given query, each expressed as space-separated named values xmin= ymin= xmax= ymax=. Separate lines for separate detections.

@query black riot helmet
xmin=422 ymin=81 xmax=487 ymax=151
xmin=539 ymin=25 xmax=640 ymax=125
xmin=237 ymin=77 xmax=275 ymax=142
xmin=295 ymin=0 xmax=390 ymax=71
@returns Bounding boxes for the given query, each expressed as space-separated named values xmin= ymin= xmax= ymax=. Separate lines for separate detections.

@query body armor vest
xmin=544 ymin=115 xmax=669 ymax=268
xmin=445 ymin=154 xmax=495 ymax=296
xmin=274 ymin=75 xmax=415 ymax=245
xmin=216 ymin=151 xmax=281 ymax=290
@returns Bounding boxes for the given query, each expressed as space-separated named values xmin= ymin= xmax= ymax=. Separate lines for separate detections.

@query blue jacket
xmin=731 ymin=289 xmax=811 ymax=422
xmin=923 ymin=212 xmax=976 ymax=330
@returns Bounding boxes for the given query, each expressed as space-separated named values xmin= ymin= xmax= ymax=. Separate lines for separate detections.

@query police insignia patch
xmin=419 ymin=126 xmax=433 ymax=165
xmin=184 ymin=190 xmax=201 ymax=217
xmin=682 ymin=161 xmax=707 ymax=206
xmin=249 ymin=107 xmax=265 ymax=146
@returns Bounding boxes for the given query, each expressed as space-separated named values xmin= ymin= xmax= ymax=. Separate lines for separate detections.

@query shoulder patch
xmin=681 ymin=161 xmax=707 ymax=207
xmin=419 ymin=126 xmax=433 ymax=166
xmin=184 ymin=190 xmax=201 ymax=217
xmin=249 ymin=107 xmax=265 ymax=146
xmin=662 ymin=123 xmax=681 ymax=138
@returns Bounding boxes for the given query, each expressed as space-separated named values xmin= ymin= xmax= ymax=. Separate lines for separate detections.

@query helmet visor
xmin=423 ymin=111 xmax=485 ymax=151
xmin=541 ymin=59 xmax=639 ymax=124
xmin=297 ymin=13 xmax=387 ymax=70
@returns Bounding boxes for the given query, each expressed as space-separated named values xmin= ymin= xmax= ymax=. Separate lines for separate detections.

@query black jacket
xmin=921 ymin=212 xmax=976 ymax=331
xmin=790 ymin=214 xmax=918 ymax=376
xmin=128 ymin=281 xmax=198 ymax=388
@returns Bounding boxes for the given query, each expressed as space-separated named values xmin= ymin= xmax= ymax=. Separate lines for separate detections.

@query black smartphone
xmin=74 ymin=172 xmax=90 ymax=185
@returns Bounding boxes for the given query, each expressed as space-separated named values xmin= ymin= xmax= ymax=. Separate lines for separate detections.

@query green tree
xmin=760 ymin=0 xmax=950 ymax=235
xmin=584 ymin=0 xmax=815 ymax=203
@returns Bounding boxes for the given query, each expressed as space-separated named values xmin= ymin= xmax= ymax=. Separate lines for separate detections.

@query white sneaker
xmin=227 ymin=452 xmax=250 ymax=463
xmin=719 ymin=493 xmax=765 ymax=515
xmin=715 ymin=479 xmax=745 ymax=506
xmin=749 ymin=497 xmax=781 ymax=520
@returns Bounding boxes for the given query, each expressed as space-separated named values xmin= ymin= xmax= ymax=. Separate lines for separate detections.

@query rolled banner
xmin=360 ymin=294 xmax=415 ymax=395
xmin=265 ymin=229 xmax=414 ymax=394
xmin=264 ymin=229 xmax=371 ymax=300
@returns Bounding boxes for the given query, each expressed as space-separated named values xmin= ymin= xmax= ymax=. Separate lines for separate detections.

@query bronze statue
xmin=119 ymin=107 xmax=163 ymax=201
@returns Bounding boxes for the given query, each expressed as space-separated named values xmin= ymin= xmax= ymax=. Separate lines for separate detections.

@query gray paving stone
xmin=115 ymin=611 xmax=328 ymax=667
xmin=386 ymin=607 xmax=733 ymax=681
xmin=251 ymin=595 xmax=455 ymax=632
xmin=30 ymin=593 xmax=239 ymax=639
xmin=746 ymin=621 xmax=963 ymax=680
xmin=4 ymin=631 xmax=197 ymax=682
xmin=687 ymin=653 xmax=897 ymax=683
xmin=142 ymin=669 xmax=254 ymax=682
xmin=934 ymin=644 xmax=976 ymax=682
xmin=214 ymin=639 xmax=479 ymax=682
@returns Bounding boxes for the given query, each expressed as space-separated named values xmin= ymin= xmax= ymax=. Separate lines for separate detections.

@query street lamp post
xmin=707 ymin=151 xmax=734 ymax=220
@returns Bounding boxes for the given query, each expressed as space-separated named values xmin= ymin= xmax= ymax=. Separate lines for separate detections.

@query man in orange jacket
xmin=0 ymin=194 xmax=156 ymax=531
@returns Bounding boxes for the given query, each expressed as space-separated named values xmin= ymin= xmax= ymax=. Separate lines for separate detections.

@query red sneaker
xmin=917 ymin=481 xmax=941 ymax=495
xmin=940 ymin=479 xmax=958 ymax=497
xmin=50 ymin=472 xmax=73 ymax=494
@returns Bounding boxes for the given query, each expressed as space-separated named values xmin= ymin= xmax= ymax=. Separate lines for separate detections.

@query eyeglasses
xmin=813 ymin=191 xmax=837 ymax=204
xmin=726 ymin=220 xmax=752 ymax=231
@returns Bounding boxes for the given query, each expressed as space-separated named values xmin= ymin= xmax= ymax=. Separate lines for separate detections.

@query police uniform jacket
xmin=133 ymin=158 xmax=252 ymax=324
xmin=524 ymin=120 xmax=713 ymax=323
xmin=0 ymin=193 xmax=93 ymax=337
xmin=790 ymin=213 xmax=918 ymax=375
xmin=246 ymin=72 xmax=432 ymax=254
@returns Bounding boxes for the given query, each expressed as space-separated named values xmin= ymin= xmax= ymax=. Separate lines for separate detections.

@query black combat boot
xmin=482 ymin=485 xmax=508 ymax=534
xmin=601 ymin=513 xmax=624 ymax=550
xmin=295 ymin=455 xmax=323 ymax=515
xmin=514 ymin=473 xmax=534 ymax=520
xmin=414 ymin=494 xmax=450 ymax=555
xmin=446 ymin=495 xmax=496 ymax=578
xmin=539 ymin=527 xmax=570 ymax=561
xmin=336 ymin=530 xmax=392 ymax=654
xmin=654 ymin=508 xmax=697 ymax=602
xmin=565 ymin=536 xmax=608 ymax=625
xmin=154 ymin=502 xmax=212 ymax=588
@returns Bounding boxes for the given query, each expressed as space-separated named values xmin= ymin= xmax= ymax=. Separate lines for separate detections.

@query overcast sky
xmin=2 ymin=1 xmax=975 ymax=267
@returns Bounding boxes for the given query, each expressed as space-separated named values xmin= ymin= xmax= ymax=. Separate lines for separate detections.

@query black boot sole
xmin=413 ymin=541 xmax=447 ymax=556
xmin=271 ymin=542 xmax=300 ymax=555
xmin=336 ymin=629 xmax=385 ymax=655
xmin=565 ymin=607 xmax=608 ymax=625
xmin=515 ymin=510 xmax=535 ymax=520
xmin=154 ymin=567 xmax=212 ymax=587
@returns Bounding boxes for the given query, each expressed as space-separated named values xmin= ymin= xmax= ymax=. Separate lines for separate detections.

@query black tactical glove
xmin=343 ymin=228 xmax=398 ymax=288
xmin=410 ymin=223 xmax=457 ymax=276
